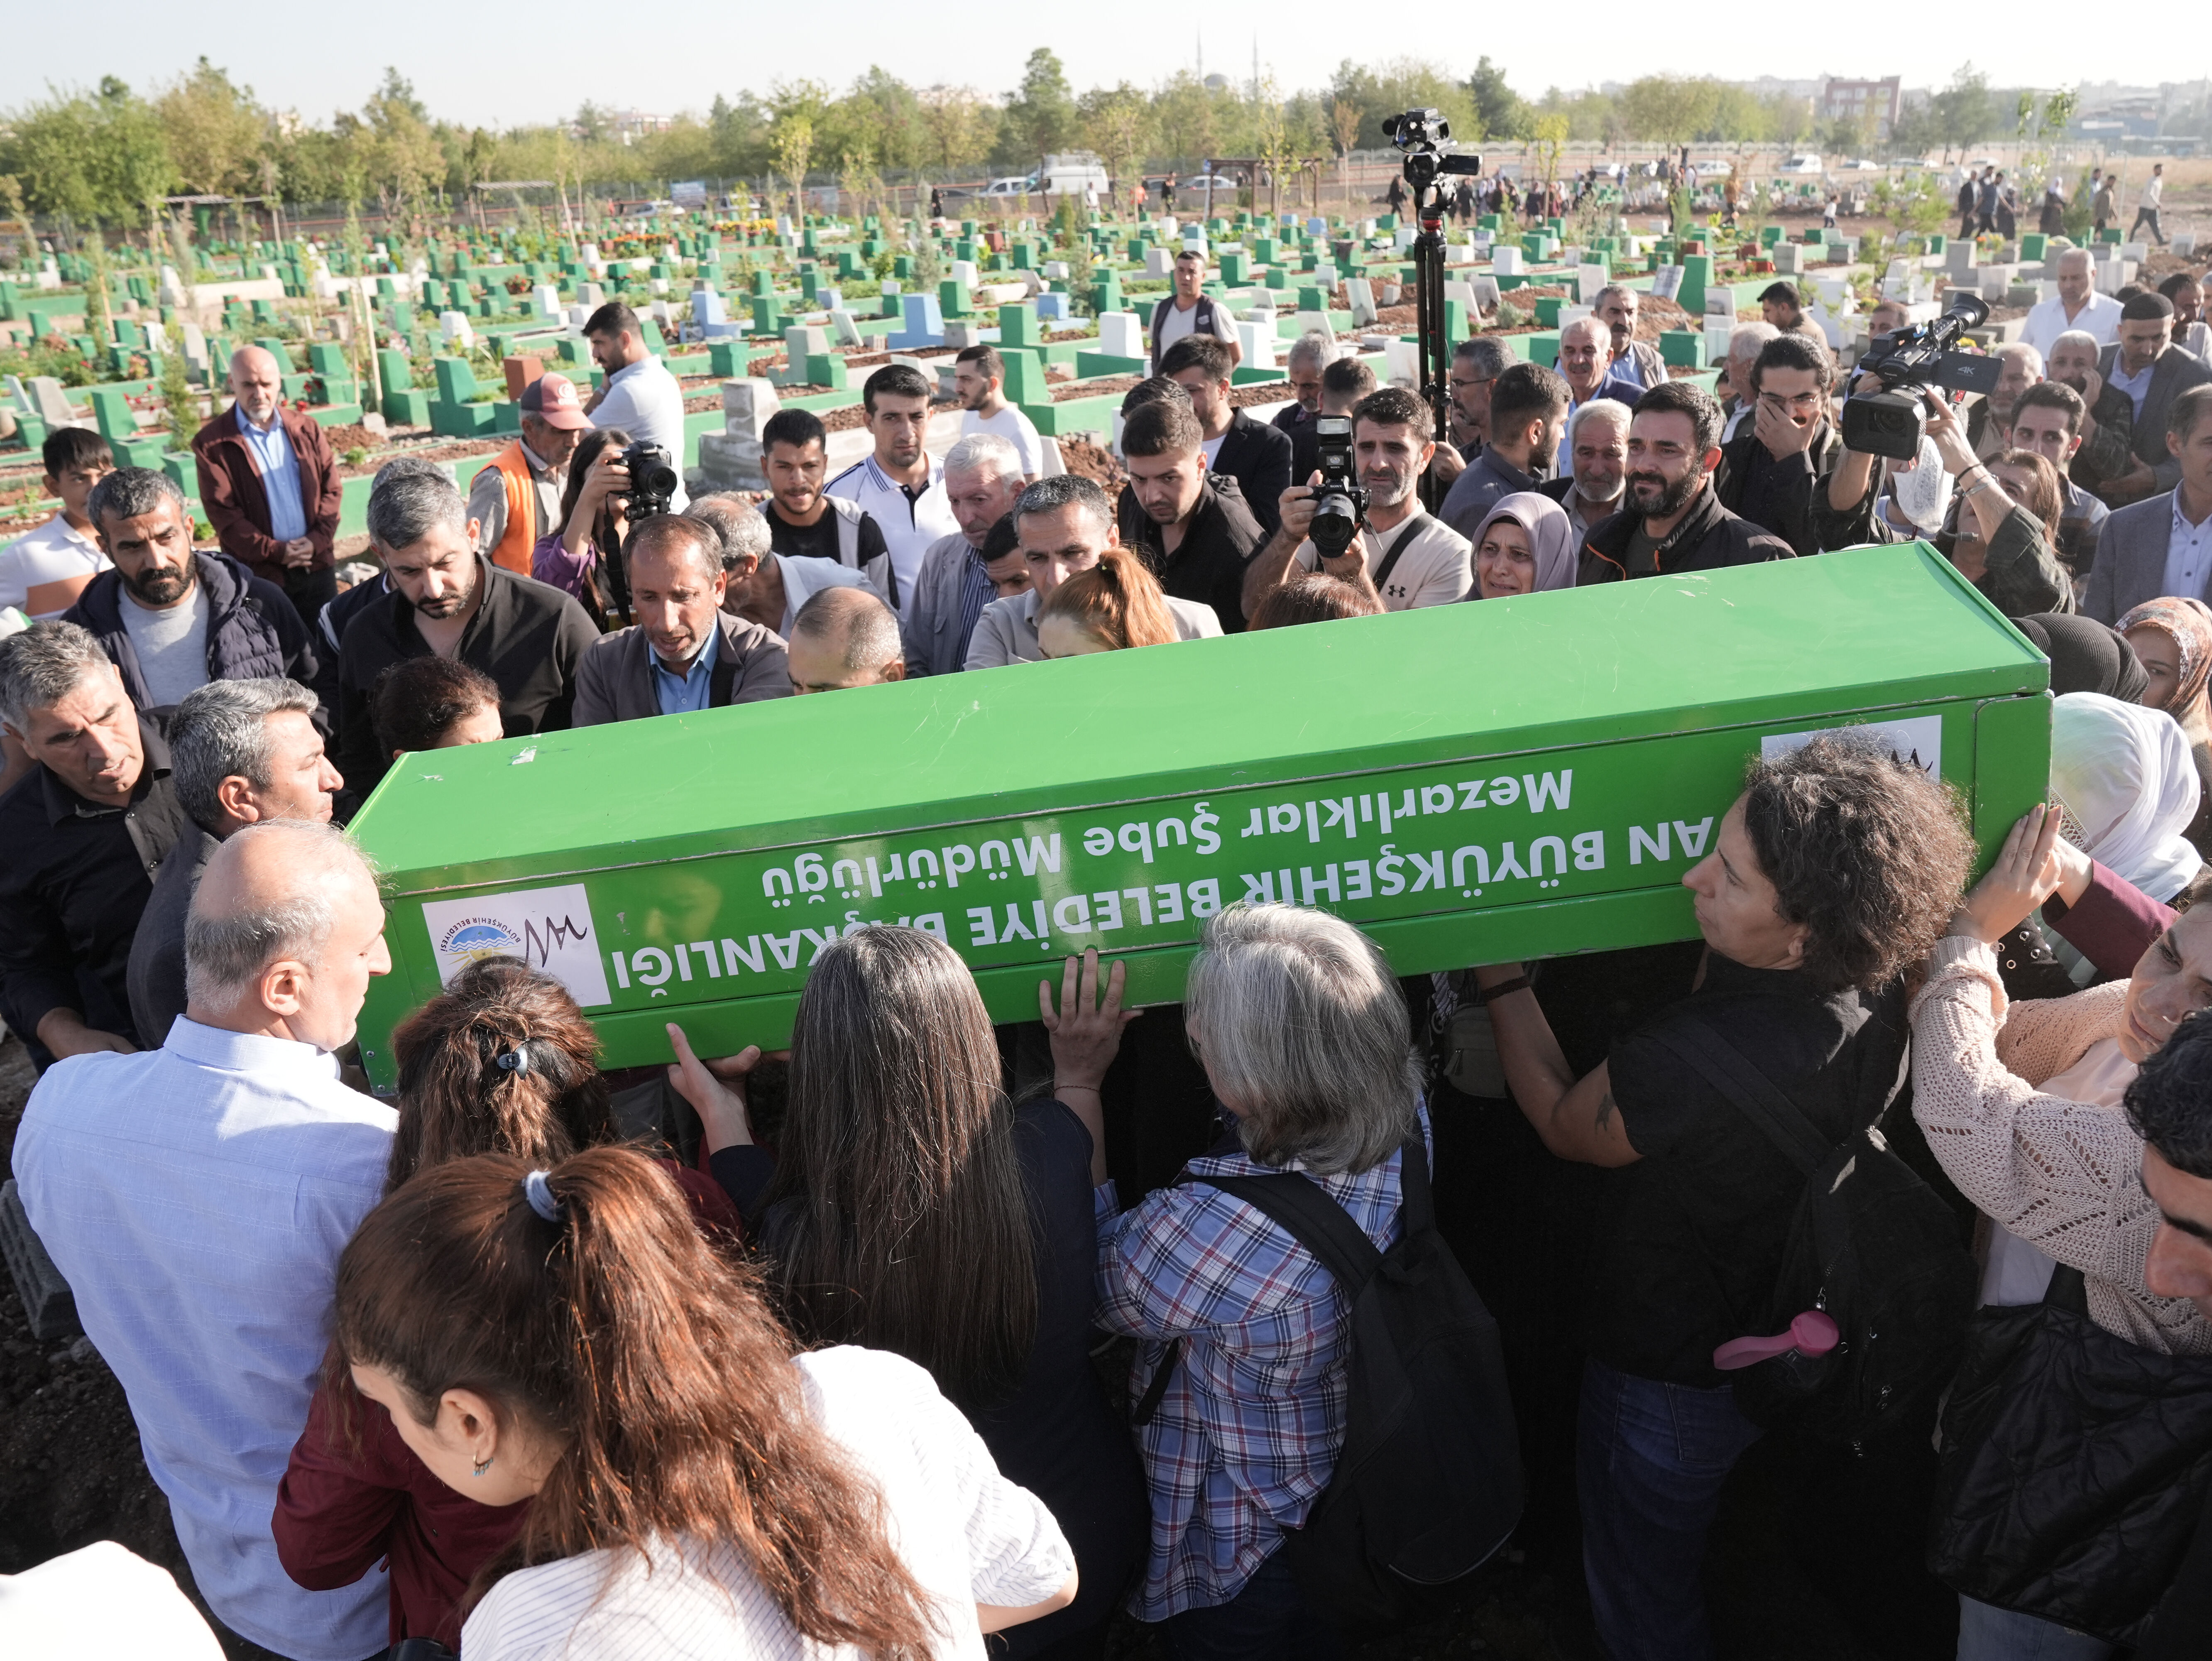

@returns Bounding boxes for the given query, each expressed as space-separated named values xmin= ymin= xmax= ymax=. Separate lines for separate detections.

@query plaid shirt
xmin=1094 ymin=1105 xmax=1429 ymax=1619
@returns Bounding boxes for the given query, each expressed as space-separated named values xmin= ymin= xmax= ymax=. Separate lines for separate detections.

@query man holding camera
xmin=1244 ymin=386 xmax=1472 ymax=615
xmin=1439 ymin=363 xmax=1569 ymax=540
xmin=1581 ymin=383 xmax=1794 ymax=582
xmin=582 ymin=302 xmax=688 ymax=513
xmin=1119 ymin=397 xmax=1264 ymax=635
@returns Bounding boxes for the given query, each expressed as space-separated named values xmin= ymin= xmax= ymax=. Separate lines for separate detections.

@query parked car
xmin=1781 ymin=154 xmax=1826 ymax=174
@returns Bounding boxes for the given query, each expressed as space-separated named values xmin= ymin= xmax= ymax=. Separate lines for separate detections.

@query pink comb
xmin=1713 ymin=1311 xmax=1841 ymax=1372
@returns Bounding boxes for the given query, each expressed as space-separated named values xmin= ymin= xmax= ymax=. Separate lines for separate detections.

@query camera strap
xmin=1370 ymin=517 xmax=1428 ymax=591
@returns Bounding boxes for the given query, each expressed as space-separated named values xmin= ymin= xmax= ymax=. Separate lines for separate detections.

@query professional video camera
xmin=1309 ymin=415 xmax=1367 ymax=561
xmin=1383 ymin=110 xmax=1483 ymax=507
xmin=1840 ymin=292 xmax=2002 ymax=461
xmin=619 ymin=442 xmax=680 ymax=519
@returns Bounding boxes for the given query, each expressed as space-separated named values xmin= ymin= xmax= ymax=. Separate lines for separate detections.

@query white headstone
xmin=1042 ymin=260 xmax=1070 ymax=280
xmin=580 ymin=243 xmax=601 ymax=267
xmin=1314 ymin=263 xmax=1340 ymax=291
xmin=1492 ymin=245 xmax=1524 ymax=277
xmin=1346 ymin=278 xmax=1378 ymax=327
xmin=1382 ymin=337 xmax=1419 ymax=386
xmin=783 ymin=324 xmax=830 ymax=358
xmin=439 ymin=311 xmax=473 ymax=348
xmin=181 ymin=323 xmax=209 ymax=371
xmin=1294 ymin=311 xmax=1337 ymax=348
xmin=1392 ymin=227 xmax=1415 ymax=252
xmin=1144 ymin=247 xmax=1173 ymax=279
xmin=2177 ymin=231 xmax=2199 ymax=257
xmin=1470 ymin=274 xmax=1502 ymax=311
xmin=1098 ymin=312 xmax=1145 ymax=358
xmin=27 ymin=377 xmax=78 ymax=427
xmin=579 ymin=282 xmax=606 ymax=308
xmin=722 ymin=377 xmax=780 ymax=441
xmin=830 ymin=309 xmax=864 ymax=348
xmin=1577 ymin=264 xmax=1610 ymax=304
xmin=1236 ymin=320 xmax=1276 ymax=369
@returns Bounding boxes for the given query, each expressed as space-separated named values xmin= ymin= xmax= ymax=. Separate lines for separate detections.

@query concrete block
xmin=1097 ymin=312 xmax=1145 ymax=358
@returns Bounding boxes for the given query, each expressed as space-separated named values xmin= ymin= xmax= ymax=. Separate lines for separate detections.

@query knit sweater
xmin=1909 ymin=934 xmax=2210 ymax=1355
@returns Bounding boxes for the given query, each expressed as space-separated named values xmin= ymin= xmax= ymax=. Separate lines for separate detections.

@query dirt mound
xmin=1057 ymin=436 xmax=1123 ymax=489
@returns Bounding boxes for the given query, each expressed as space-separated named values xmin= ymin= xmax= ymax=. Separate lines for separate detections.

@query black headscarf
xmin=2014 ymin=613 xmax=2150 ymax=703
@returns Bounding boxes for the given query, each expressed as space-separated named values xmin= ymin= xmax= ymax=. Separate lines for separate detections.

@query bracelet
xmin=1054 ymin=1080 xmax=1103 ymax=1095
xmin=1475 ymin=974 xmax=1532 ymax=1006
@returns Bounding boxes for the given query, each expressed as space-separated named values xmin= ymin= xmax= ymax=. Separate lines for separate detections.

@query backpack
xmin=1133 ymin=1138 xmax=1524 ymax=1629
xmin=1650 ymin=1016 xmax=1977 ymax=1444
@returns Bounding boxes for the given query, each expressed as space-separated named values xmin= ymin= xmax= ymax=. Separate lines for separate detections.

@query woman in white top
xmin=333 ymin=1147 xmax=1078 ymax=1661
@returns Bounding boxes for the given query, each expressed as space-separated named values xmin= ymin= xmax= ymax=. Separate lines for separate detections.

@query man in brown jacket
xmin=191 ymin=345 xmax=344 ymax=630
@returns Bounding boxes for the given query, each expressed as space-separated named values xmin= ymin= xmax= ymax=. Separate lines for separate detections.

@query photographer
xmin=1710 ymin=333 xmax=1847 ymax=559
xmin=1817 ymin=385 xmax=2072 ymax=618
xmin=581 ymin=303 xmax=688 ymax=511
xmin=1243 ymin=386 xmax=1472 ymax=616
xmin=531 ymin=427 xmax=632 ymax=628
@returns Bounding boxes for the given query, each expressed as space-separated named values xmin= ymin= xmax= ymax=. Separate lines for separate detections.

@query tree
xmin=1931 ymin=64 xmax=1995 ymax=161
xmin=1620 ymin=76 xmax=1721 ymax=149
xmin=1002 ymin=48 xmax=1075 ymax=169
xmin=1466 ymin=56 xmax=1525 ymax=142
xmin=769 ymin=80 xmax=829 ymax=208
xmin=918 ymin=84 xmax=993 ymax=177
xmin=1079 ymin=83 xmax=1150 ymax=197
xmin=157 ymin=59 xmax=266 ymax=198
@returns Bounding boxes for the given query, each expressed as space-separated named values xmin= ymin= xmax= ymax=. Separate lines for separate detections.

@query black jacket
xmin=1208 ymin=409 xmax=1294 ymax=537
xmin=1812 ymin=473 xmax=2073 ymax=618
xmin=1712 ymin=424 xmax=1846 ymax=560
xmin=1579 ymin=485 xmax=1796 ymax=583
xmin=1117 ymin=476 xmax=1263 ymax=634
xmin=64 ymin=552 xmax=321 ymax=720
xmin=333 ymin=555 xmax=600 ymax=807
xmin=126 ymin=823 xmax=220 ymax=1049
xmin=0 ymin=718 xmax=192 ymax=1054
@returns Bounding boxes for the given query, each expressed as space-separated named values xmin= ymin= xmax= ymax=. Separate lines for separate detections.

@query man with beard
xmin=1447 ymin=336 xmax=1517 ymax=461
xmin=191 ymin=344 xmax=344 ymax=629
xmin=1965 ymin=343 xmax=2044 ymax=461
xmin=332 ymin=466 xmax=597 ymax=805
xmin=1580 ymin=382 xmax=1795 ymax=582
xmin=63 ymin=469 xmax=320 ymax=718
xmin=952 ymin=345 xmax=1042 ymax=482
xmin=1118 ymin=397 xmax=1263 ymax=633
xmin=2048 ymin=329 xmax=2139 ymax=498
xmin=1245 ymin=385 xmax=1473 ymax=614
xmin=2099 ymin=292 xmax=2212 ymax=504
xmin=1539 ymin=399 xmax=1632 ymax=540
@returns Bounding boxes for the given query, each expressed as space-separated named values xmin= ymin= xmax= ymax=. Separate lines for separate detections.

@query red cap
xmin=519 ymin=372 xmax=590 ymax=429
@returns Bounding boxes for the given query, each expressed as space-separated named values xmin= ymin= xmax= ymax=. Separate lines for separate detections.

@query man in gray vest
xmin=1150 ymin=248 xmax=1242 ymax=374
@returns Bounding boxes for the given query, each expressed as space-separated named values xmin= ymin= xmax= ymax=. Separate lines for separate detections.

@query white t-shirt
xmin=459 ymin=1347 xmax=1074 ymax=1661
xmin=590 ymin=356 xmax=690 ymax=512
xmin=0 ymin=513 xmax=110 ymax=619
xmin=771 ymin=549 xmax=874 ymax=637
xmin=826 ymin=456 xmax=959 ymax=615
xmin=1294 ymin=507 xmax=1473 ymax=610
xmin=1153 ymin=296 xmax=1238 ymax=361
xmin=1200 ymin=434 xmax=1227 ymax=466
xmin=119 ymin=585 xmax=212 ymax=706
xmin=960 ymin=405 xmax=1043 ymax=476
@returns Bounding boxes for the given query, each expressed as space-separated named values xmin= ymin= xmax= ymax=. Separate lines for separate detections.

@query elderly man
xmin=826 ymin=365 xmax=959 ymax=610
xmin=581 ymin=302 xmax=687 ymax=510
xmin=1161 ymin=335 xmax=1292 ymax=537
xmin=1287 ymin=355 xmax=1378 ymax=486
xmin=1555 ymin=315 xmax=1646 ymax=472
xmin=12 ymin=820 xmax=396 ymax=1661
xmin=191 ymin=344 xmax=343 ymax=628
xmin=1120 ymin=398 xmax=1264 ymax=634
xmin=0 ymin=622 xmax=193 ymax=1063
xmin=2009 ymin=381 xmax=2112 ymax=578
xmin=2099 ymin=293 xmax=2212 ymax=503
xmin=786 ymin=587 xmax=907 ymax=693
xmin=1718 ymin=322 xmax=1781 ymax=442
xmin=1593 ymin=284 xmax=1667 ymax=392
xmin=570 ymin=517 xmax=786 ymax=726
xmin=2048 ymin=329 xmax=2139 ymax=499
xmin=1272 ymin=331 xmax=1334 ymax=453
xmin=332 ymin=466 xmax=598 ymax=801
xmin=1447 ymin=336 xmax=1518 ymax=460
xmin=967 ymin=476 xmax=1223 ymax=668
xmin=2020 ymin=248 xmax=2124 ymax=361
xmin=900 ymin=433 xmax=1027 ymax=676
xmin=724 ymin=528 xmax=877 ymax=640
xmin=1539 ymin=399 xmax=1632 ymax=539
xmin=127 ymin=677 xmax=341 ymax=1047
xmin=467 ymin=371 xmax=588 ymax=574
xmin=1967 ymin=343 xmax=2044 ymax=461
xmin=63 ymin=469 xmax=319 ymax=718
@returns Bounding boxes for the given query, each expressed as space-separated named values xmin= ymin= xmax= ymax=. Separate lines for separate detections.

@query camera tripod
xmin=1381 ymin=110 xmax=1483 ymax=509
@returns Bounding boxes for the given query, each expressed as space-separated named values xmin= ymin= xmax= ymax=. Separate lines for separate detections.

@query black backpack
xmin=1134 ymin=1138 xmax=1524 ymax=1628
xmin=1651 ymin=1016 xmax=1977 ymax=1444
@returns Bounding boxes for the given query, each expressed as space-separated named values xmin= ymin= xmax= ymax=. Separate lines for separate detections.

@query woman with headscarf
xmin=2012 ymin=613 xmax=2150 ymax=701
xmin=2119 ymin=598 xmax=2212 ymax=861
xmin=2052 ymin=691 xmax=2205 ymax=908
xmin=1466 ymin=492 xmax=1576 ymax=600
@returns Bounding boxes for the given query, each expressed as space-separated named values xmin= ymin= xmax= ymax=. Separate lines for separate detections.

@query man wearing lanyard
xmin=191 ymin=345 xmax=343 ymax=630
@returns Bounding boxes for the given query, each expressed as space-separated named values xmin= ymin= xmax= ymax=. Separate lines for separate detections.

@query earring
xmin=472 ymin=1453 xmax=494 ymax=1478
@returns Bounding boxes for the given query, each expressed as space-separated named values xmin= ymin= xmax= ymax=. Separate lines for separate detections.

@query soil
xmin=1057 ymin=437 xmax=1123 ymax=490
xmin=334 ymin=438 xmax=502 ymax=482
xmin=317 ymin=423 xmax=379 ymax=455
xmin=1054 ymin=375 xmax=1140 ymax=403
xmin=1228 ymin=382 xmax=1297 ymax=410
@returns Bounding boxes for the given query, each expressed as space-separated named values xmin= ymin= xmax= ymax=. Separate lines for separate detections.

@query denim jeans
xmin=1578 ymin=1358 xmax=1765 ymax=1661
xmin=1956 ymin=1596 xmax=2114 ymax=1661
xmin=1158 ymin=1549 xmax=1346 ymax=1661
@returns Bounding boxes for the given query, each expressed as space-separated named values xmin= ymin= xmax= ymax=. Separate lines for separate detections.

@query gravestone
xmin=1470 ymin=274 xmax=1502 ymax=312
xmin=1236 ymin=321 xmax=1276 ymax=370
xmin=888 ymin=293 xmax=946 ymax=350
xmin=830 ymin=308 xmax=864 ymax=348
xmin=440 ymin=311 xmax=474 ymax=348
xmin=1493 ymin=245 xmax=1524 ymax=277
xmin=1145 ymin=247 xmax=1173 ymax=279
xmin=1346 ymin=278 xmax=1378 ymax=327
xmin=1097 ymin=312 xmax=1145 ymax=359
xmin=27 ymin=377 xmax=79 ymax=428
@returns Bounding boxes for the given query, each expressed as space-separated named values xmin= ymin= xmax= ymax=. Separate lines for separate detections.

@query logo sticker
xmin=421 ymin=884 xmax=612 ymax=1006
xmin=1762 ymin=713 xmax=1942 ymax=780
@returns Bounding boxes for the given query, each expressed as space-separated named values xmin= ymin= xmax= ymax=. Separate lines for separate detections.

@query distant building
xmin=1819 ymin=76 xmax=1903 ymax=138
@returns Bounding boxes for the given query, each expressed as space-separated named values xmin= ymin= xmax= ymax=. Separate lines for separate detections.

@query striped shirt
xmin=1094 ymin=1107 xmax=1427 ymax=1619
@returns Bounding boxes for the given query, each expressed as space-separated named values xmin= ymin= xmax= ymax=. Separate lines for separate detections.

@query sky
xmin=12 ymin=4 xmax=2172 ymax=131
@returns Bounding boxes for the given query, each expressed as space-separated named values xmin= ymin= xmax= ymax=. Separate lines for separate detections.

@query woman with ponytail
xmin=334 ymin=1147 xmax=1077 ymax=1658
xmin=1035 ymin=546 xmax=1179 ymax=657
xmin=274 ymin=960 xmax=736 ymax=1649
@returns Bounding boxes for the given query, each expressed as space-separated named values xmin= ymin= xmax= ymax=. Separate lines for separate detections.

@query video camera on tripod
xmin=1840 ymin=292 xmax=2001 ymax=461
xmin=1383 ymin=110 xmax=1483 ymax=505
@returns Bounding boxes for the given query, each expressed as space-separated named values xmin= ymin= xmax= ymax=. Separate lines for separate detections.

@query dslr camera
xmin=1309 ymin=415 xmax=1368 ymax=561
xmin=1841 ymin=291 xmax=2002 ymax=461
xmin=618 ymin=442 xmax=679 ymax=518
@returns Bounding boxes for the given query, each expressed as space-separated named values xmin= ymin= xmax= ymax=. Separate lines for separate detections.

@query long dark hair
xmin=556 ymin=427 xmax=631 ymax=624
xmin=334 ymin=1148 xmax=937 ymax=1653
xmin=385 ymin=958 xmax=612 ymax=1194
xmin=761 ymin=926 xmax=1038 ymax=1410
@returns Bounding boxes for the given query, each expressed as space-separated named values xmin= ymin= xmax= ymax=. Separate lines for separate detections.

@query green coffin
xmin=348 ymin=545 xmax=2051 ymax=1088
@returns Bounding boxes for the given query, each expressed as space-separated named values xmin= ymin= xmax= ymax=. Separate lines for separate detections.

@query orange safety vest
xmin=482 ymin=441 xmax=540 ymax=574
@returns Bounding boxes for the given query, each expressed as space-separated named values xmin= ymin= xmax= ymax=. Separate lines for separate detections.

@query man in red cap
xmin=468 ymin=371 xmax=589 ymax=575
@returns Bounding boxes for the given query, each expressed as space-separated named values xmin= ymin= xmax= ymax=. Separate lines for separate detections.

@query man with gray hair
xmin=191 ymin=343 xmax=344 ymax=628
xmin=1270 ymin=330 xmax=1336 ymax=453
xmin=333 ymin=462 xmax=597 ymax=800
xmin=13 ymin=820 xmax=396 ymax=1661
xmin=571 ymin=516 xmax=788 ymax=725
xmin=1716 ymin=322 xmax=1781 ymax=444
xmin=786 ymin=586 xmax=907 ymax=693
xmin=1447 ymin=336 xmax=1517 ymax=460
xmin=1593 ymin=284 xmax=1667 ymax=392
xmin=1539 ymin=398 xmax=1633 ymax=539
xmin=0 ymin=621 xmax=193 ymax=1064
xmin=900 ymin=431 xmax=1028 ymax=677
xmin=62 ymin=467 xmax=320 ymax=718
xmin=126 ymin=677 xmax=342 ymax=1046
xmin=2021 ymin=247 xmax=2124 ymax=362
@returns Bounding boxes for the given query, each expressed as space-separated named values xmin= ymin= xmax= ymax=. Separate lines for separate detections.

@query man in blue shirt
xmin=191 ymin=345 xmax=343 ymax=628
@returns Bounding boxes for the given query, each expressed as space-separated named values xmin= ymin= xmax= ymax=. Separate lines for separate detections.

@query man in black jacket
xmin=333 ymin=465 xmax=598 ymax=806
xmin=1581 ymin=382 xmax=1796 ymax=581
xmin=0 ymin=622 xmax=193 ymax=1065
xmin=1118 ymin=398 xmax=1263 ymax=634
xmin=1710 ymin=333 xmax=1847 ymax=559
xmin=63 ymin=468 xmax=320 ymax=719
xmin=1160 ymin=335 xmax=1292 ymax=537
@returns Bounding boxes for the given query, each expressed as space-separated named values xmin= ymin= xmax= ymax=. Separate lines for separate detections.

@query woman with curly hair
xmin=1471 ymin=733 xmax=1977 ymax=1661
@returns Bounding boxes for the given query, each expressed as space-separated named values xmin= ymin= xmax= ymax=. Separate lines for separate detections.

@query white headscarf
xmin=2050 ymin=692 xmax=2205 ymax=902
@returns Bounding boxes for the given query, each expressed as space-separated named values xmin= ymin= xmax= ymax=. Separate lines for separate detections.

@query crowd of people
xmin=7 ymin=233 xmax=2212 ymax=1661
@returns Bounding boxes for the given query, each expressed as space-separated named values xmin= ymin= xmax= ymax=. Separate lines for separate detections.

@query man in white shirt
xmin=2131 ymin=163 xmax=2168 ymax=247
xmin=0 ymin=429 xmax=113 ymax=620
xmin=12 ymin=819 xmax=396 ymax=1661
xmin=966 ymin=475 xmax=1222 ymax=668
xmin=1149 ymin=248 xmax=1242 ymax=373
xmin=582 ymin=301 xmax=688 ymax=511
xmin=1244 ymin=385 xmax=1474 ymax=613
xmin=724 ymin=543 xmax=873 ymax=638
xmin=953 ymin=346 xmax=1042 ymax=480
xmin=825 ymin=364 xmax=958 ymax=613
xmin=2019 ymin=249 xmax=2125 ymax=363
